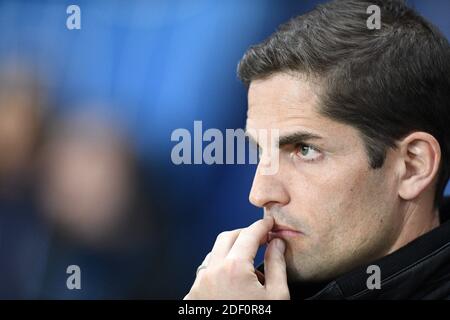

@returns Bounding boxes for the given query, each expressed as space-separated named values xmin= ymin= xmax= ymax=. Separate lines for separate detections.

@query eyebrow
xmin=245 ymin=130 xmax=323 ymax=149
xmin=278 ymin=131 xmax=323 ymax=148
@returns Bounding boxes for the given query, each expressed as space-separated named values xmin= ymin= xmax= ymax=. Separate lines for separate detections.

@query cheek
xmin=285 ymin=156 xmax=390 ymax=241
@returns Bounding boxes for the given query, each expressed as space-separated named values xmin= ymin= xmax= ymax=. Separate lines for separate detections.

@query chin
xmin=286 ymin=254 xmax=344 ymax=283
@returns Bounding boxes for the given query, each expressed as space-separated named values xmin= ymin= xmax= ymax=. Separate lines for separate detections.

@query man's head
xmin=238 ymin=0 xmax=450 ymax=281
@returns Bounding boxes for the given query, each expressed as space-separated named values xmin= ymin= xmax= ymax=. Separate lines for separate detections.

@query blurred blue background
xmin=0 ymin=0 xmax=448 ymax=299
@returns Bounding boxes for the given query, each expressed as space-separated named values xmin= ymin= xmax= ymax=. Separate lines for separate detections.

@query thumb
xmin=264 ymin=238 xmax=290 ymax=299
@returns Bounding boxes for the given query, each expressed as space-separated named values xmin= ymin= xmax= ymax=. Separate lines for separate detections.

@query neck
xmin=388 ymin=198 xmax=440 ymax=255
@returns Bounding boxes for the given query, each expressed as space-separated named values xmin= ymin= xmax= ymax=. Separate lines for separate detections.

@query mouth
xmin=268 ymin=223 xmax=303 ymax=241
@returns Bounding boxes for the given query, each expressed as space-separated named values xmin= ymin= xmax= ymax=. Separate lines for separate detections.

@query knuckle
xmin=216 ymin=230 xmax=230 ymax=240
xmin=223 ymin=258 xmax=244 ymax=275
xmin=216 ymin=230 xmax=236 ymax=242
xmin=196 ymin=269 xmax=213 ymax=286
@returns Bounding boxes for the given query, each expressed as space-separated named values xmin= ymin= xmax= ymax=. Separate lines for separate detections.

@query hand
xmin=184 ymin=217 xmax=290 ymax=300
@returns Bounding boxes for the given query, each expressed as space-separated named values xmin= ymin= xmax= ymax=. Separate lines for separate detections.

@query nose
xmin=249 ymin=161 xmax=290 ymax=208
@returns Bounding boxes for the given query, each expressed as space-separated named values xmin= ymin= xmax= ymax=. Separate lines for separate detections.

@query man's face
xmin=246 ymin=73 xmax=403 ymax=282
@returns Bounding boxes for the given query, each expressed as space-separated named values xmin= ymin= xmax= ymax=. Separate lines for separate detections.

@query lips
xmin=268 ymin=223 xmax=302 ymax=241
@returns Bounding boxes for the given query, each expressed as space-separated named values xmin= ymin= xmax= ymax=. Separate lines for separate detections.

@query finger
xmin=226 ymin=217 xmax=274 ymax=263
xmin=264 ymin=238 xmax=289 ymax=297
xmin=209 ymin=229 xmax=242 ymax=265
xmin=202 ymin=252 xmax=211 ymax=265
xmin=196 ymin=252 xmax=211 ymax=277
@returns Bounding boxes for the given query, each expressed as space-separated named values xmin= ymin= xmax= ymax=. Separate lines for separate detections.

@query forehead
xmin=247 ymin=73 xmax=319 ymax=118
xmin=246 ymin=73 xmax=347 ymax=137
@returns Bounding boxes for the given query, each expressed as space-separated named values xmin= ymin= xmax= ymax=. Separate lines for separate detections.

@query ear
xmin=397 ymin=132 xmax=441 ymax=201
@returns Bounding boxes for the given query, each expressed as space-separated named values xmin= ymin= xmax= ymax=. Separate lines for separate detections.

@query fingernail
xmin=274 ymin=238 xmax=285 ymax=253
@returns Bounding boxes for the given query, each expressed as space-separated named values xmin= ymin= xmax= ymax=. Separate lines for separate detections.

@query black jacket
xmin=261 ymin=197 xmax=450 ymax=300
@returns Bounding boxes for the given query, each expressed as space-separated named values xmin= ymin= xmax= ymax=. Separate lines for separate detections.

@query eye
xmin=294 ymin=144 xmax=322 ymax=162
